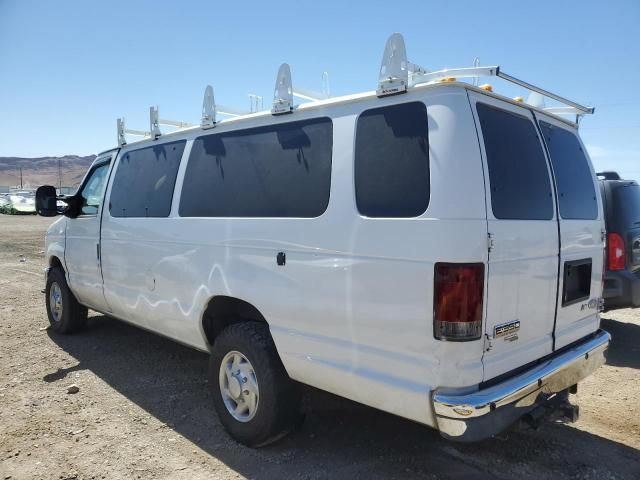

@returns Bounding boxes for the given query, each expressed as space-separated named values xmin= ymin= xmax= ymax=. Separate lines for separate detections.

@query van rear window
xmin=354 ymin=102 xmax=429 ymax=218
xmin=110 ymin=140 xmax=186 ymax=218
xmin=539 ymin=122 xmax=598 ymax=220
xmin=614 ymin=184 xmax=640 ymax=227
xmin=476 ymin=103 xmax=554 ymax=220
xmin=180 ymin=118 xmax=332 ymax=218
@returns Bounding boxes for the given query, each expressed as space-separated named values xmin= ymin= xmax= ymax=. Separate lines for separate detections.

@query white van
xmin=36 ymin=34 xmax=610 ymax=446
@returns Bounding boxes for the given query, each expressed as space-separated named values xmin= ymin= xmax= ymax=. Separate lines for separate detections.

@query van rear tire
xmin=209 ymin=321 xmax=301 ymax=447
xmin=45 ymin=267 xmax=88 ymax=334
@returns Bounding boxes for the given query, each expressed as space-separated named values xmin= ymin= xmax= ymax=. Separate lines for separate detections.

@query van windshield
xmin=614 ymin=184 xmax=640 ymax=227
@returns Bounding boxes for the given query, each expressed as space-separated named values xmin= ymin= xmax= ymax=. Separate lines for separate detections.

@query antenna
xmin=292 ymin=71 xmax=331 ymax=102
xmin=272 ymin=63 xmax=294 ymax=115
xmin=201 ymin=85 xmax=216 ymax=128
xmin=249 ymin=94 xmax=263 ymax=113
xmin=472 ymin=58 xmax=480 ymax=86
xmin=322 ymin=71 xmax=330 ymax=98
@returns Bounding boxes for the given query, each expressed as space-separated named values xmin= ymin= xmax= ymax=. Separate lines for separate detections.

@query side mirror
xmin=35 ymin=185 xmax=59 ymax=217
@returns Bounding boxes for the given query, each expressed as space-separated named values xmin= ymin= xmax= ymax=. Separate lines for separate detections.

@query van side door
xmin=100 ymin=140 xmax=187 ymax=333
xmin=64 ymin=154 xmax=113 ymax=312
xmin=535 ymin=114 xmax=604 ymax=348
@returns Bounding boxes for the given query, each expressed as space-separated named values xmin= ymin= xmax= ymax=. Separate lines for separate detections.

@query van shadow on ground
xmin=600 ymin=317 xmax=640 ymax=369
xmin=45 ymin=316 xmax=640 ymax=480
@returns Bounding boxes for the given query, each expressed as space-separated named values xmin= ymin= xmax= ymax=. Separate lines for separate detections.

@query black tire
xmin=45 ymin=267 xmax=88 ymax=334
xmin=210 ymin=321 xmax=301 ymax=447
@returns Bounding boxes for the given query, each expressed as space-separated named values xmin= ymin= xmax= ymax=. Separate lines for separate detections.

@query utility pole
xmin=19 ymin=168 xmax=23 ymax=189
xmin=58 ymin=159 xmax=62 ymax=191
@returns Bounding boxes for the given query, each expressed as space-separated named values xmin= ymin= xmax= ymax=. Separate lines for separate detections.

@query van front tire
xmin=210 ymin=322 xmax=301 ymax=447
xmin=45 ymin=267 xmax=88 ymax=334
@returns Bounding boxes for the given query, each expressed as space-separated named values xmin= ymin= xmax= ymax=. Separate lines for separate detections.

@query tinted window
xmin=477 ymin=103 xmax=553 ymax=220
xmin=110 ymin=140 xmax=185 ymax=218
xmin=180 ymin=118 xmax=332 ymax=217
xmin=613 ymin=184 xmax=640 ymax=228
xmin=79 ymin=163 xmax=110 ymax=215
xmin=355 ymin=102 xmax=429 ymax=217
xmin=539 ymin=122 xmax=598 ymax=220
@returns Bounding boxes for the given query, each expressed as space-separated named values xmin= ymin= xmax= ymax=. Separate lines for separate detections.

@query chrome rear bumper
xmin=432 ymin=329 xmax=610 ymax=441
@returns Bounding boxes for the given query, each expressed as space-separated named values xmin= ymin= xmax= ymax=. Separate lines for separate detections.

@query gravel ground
xmin=1 ymin=214 xmax=639 ymax=480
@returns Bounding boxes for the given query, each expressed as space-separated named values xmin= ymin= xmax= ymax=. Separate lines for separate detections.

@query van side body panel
xmin=99 ymin=86 xmax=488 ymax=426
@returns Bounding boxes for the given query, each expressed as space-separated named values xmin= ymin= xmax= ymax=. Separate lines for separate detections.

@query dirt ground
xmin=0 ymin=214 xmax=639 ymax=480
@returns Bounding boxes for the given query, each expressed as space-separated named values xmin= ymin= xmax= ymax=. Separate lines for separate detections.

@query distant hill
xmin=0 ymin=155 xmax=95 ymax=189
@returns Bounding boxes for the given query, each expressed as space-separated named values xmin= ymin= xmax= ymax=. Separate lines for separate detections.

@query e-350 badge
xmin=494 ymin=320 xmax=520 ymax=341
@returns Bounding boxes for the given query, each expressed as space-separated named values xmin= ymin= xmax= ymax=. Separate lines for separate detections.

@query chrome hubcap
xmin=219 ymin=351 xmax=259 ymax=422
xmin=49 ymin=282 xmax=63 ymax=322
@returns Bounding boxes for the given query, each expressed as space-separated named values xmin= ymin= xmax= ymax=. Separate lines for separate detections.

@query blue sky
xmin=1 ymin=0 xmax=639 ymax=179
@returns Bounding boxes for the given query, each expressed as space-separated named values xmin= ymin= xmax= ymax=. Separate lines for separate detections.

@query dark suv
xmin=598 ymin=171 xmax=640 ymax=310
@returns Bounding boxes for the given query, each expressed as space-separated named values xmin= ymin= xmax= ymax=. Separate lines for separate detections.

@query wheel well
xmin=202 ymin=296 xmax=268 ymax=347
xmin=49 ymin=256 xmax=63 ymax=271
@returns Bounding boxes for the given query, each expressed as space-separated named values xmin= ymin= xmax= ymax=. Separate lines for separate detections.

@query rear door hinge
xmin=484 ymin=333 xmax=493 ymax=352
xmin=601 ymin=228 xmax=607 ymax=243
xmin=487 ymin=232 xmax=495 ymax=253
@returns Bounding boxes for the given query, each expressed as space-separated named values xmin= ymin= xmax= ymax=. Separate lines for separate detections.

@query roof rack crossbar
xmin=409 ymin=66 xmax=593 ymax=115
xmin=379 ymin=33 xmax=594 ymax=121
xmin=123 ymin=128 xmax=151 ymax=137
xmin=159 ymin=118 xmax=195 ymax=128
xmin=293 ymin=87 xmax=329 ymax=102
xmin=218 ymin=105 xmax=249 ymax=117
xmin=117 ymin=118 xmax=152 ymax=146
xmin=496 ymin=70 xmax=594 ymax=114
xmin=409 ymin=66 xmax=500 ymax=85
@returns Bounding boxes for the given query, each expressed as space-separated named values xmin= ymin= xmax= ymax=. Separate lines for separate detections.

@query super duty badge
xmin=494 ymin=320 xmax=520 ymax=341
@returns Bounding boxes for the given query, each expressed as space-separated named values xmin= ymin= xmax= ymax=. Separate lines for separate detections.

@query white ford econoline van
xmin=36 ymin=34 xmax=610 ymax=446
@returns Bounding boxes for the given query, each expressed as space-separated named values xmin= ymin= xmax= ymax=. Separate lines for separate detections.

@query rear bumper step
xmin=432 ymin=328 xmax=610 ymax=442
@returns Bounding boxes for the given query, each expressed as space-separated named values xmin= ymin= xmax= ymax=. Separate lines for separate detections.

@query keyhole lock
xmin=276 ymin=252 xmax=286 ymax=266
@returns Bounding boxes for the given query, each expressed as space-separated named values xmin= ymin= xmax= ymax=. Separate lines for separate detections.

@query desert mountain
xmin=0 ymin=155 xmax=95 ymax=190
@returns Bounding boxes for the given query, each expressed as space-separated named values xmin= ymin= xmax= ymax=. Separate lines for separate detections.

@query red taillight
xmin=607 ymin=233 xmax=625 ymax=271
xmin=434 ymin=263 xmax=484 ymax=341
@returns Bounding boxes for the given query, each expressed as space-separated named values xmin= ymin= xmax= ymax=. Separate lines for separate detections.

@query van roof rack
xmin=116 ymin=33 xmax=594 ymax=146
xmin=377 ymin=33 xmax=594 ymax=123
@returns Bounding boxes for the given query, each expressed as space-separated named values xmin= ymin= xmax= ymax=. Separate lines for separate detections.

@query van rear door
xmin=469 ymin=94 xmax=559 ymax=380
xmin=535 ymin=114 xmax=604 ymax=349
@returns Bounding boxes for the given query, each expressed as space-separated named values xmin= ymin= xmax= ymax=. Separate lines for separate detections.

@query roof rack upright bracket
xmin=117 ymin=118 xmax=127 ymax=146
xmin=201 ymin=85 xmax=216 ymax=129
xmin=377 ymin=33 xmax=409 ymax=97
xmin=272 ymin=63 xmax=294 ymax=115
xmin=150 ymin=106 xmax=162 ymax=139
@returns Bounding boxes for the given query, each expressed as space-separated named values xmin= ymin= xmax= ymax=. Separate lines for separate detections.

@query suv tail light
xmin=607 ymin=233 xmax=625 ymax=271
xmin=434 ymin=263 xmax=484 ymax=341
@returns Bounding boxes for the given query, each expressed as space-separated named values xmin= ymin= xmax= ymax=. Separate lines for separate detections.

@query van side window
xmin=110 ymin=140 xmax=186 ymax=218
xmin=180 ymin=118 xmax=332 ymax=218
xmin=539 ymin=121 xmax=598 ymax=220
xmin=476 ymin=103 xmax=554 ymax=220
xmin=355 ymin=102 xmax=430 ymax=218
xmin=79 ymin=163 xmax=110 ymax=216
